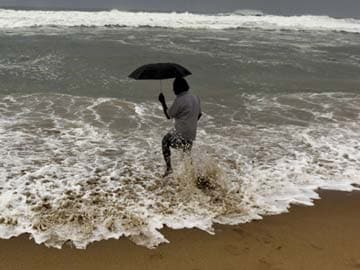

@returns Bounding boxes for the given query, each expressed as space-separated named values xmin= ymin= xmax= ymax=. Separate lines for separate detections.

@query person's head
xmin=173 ymin=77 xmax=189 ymax=95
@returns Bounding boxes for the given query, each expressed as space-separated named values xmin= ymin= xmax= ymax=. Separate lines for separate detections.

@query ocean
xmin=0 ymin=8 xmax=359 ymax=248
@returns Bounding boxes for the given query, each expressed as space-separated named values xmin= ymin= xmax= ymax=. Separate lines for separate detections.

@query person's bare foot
xmin=163 ymin=168 xmax=173 ymax=178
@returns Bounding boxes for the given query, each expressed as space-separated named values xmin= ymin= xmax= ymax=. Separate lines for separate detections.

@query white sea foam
xmin=0 ymin=9 xmax=359 ymax=33
xmin=0 ymin=92 xmax=359 ymax=249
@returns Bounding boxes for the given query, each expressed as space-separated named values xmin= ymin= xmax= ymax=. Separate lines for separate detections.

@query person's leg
xmin=162 ymin=133 xmax=173 ymax=176
xmin=162 ymin=133 xmax=193 ymax=177
xmin=181 ymin=141 xmax=193 ymax=166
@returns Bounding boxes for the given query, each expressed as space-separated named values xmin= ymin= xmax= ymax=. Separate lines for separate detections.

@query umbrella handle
xmin=159 ymin=80 xmax=163 ymax=94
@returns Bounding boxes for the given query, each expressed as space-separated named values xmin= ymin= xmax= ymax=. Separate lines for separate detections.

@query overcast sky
xmin=0 ymin=0 xmax=359 ymax=18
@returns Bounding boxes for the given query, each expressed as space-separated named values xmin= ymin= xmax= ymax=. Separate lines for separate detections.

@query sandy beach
xmin=0 ymin=190 xmax=358 ymax=270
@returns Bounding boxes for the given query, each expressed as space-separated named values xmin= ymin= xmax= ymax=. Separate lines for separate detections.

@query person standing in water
xmin=158 ymin=77 xmax=202 ymax=177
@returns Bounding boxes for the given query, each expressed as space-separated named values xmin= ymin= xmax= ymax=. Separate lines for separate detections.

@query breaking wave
xmin=0 ymin=9 xmax=360 ymax=33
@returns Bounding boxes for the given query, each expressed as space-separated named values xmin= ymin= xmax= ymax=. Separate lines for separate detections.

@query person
xmin=158 ymin=77 xmax=202 ymax=177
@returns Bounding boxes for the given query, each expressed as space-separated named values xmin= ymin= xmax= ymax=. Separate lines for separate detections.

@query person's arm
xmin=158 ymin=93 xmax=170 ymax=120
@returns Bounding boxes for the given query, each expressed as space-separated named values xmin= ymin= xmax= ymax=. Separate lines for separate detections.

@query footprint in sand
xmin=351 ymin=259 xmax=360 ymax=268
xmin=232 ymin=228 xmax=246 ymax=237
xmin=224 ymin=244 xmax=249 ymax=256
xmin=258 ymin=257 xmax=284 ymax=270
xmin=148 ymin=252 xmax=164 ymax=261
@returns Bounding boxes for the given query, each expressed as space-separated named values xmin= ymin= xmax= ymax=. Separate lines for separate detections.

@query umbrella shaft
xmin=160 ymin=80 xmax=163 ymax=94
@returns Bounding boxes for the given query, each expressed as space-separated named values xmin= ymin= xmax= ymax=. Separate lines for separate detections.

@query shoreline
xmin=0 ymin=190 xmax=359 ymax=270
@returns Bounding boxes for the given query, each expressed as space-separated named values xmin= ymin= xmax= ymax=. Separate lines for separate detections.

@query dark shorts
xmin=162 ymin=132 xmax=192 ymax=157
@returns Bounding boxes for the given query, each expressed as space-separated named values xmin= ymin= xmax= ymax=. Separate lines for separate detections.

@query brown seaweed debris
xmin=351 ymin=183 xmax=360 ymax=189
xmin=196 ymin=176 xmax=216 ymax=190
xmin=0 ymin=217 xmax=18 ymax=226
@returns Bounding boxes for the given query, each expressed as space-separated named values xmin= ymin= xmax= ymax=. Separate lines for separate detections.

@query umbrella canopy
xmin=129 ymin=63 xmax=191 ymax=80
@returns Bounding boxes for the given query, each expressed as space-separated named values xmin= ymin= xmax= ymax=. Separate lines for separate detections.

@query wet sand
xmin=0 ymin=190 xmax=359 ymax=270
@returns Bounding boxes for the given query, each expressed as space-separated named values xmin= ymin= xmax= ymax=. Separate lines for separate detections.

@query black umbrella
xmin=129 ymin=62 xmax=191 ymax=92
xmin=129 ymin=63 xmax=191 ymax=80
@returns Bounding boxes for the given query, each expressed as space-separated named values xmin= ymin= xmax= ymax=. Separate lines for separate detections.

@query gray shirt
xmin=167 ymin=91 xmax=201 ymax=141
